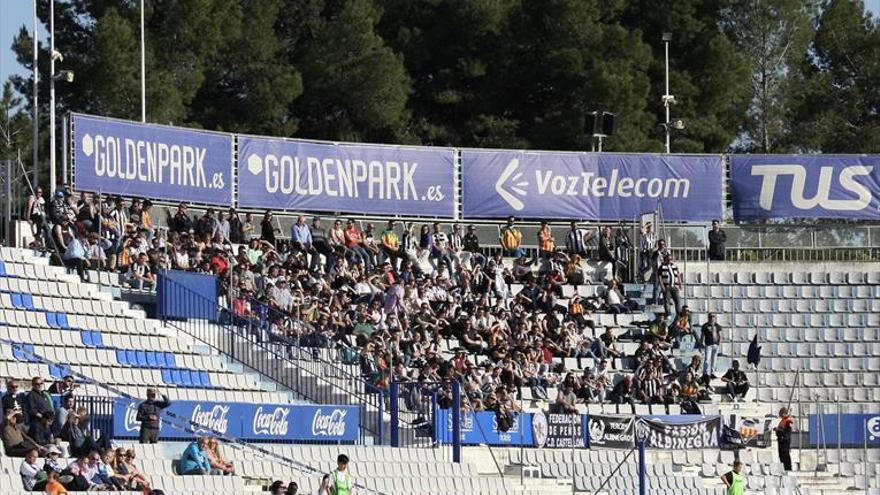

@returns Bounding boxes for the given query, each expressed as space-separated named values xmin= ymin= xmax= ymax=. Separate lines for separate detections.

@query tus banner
xmin=637 ymin=415 xmax=721 ymax=450
xmin=114 ymin=399 xmax=359 ymax=442
xmin=587 ymin=414 xmax=635 ymax=449
xmin=72 ymin=114 xmax=233 ymax=205
xmin=434 ymin=409 xmax=534 ymax=446
xmin=731 ymin=155 xmax=880 ymax=220
xmin=809 ymin=413 xmax=880 ymax=447
xmin=238 ymin=136 xmax=456 ymax=216
xmin=461 ymin=150 xmax=723 ymax=221
xmin=532 ymin=411 xmax=587 ymax=449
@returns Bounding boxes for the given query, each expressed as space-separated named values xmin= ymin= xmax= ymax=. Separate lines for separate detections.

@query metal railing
xmin=157 ymin=277 xmax=385 ymax=441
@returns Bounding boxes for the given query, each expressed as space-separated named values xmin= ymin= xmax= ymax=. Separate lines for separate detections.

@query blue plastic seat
xmin=0 ymin=261 xmax=6 ymax=276
xmin=10 ymin=293 xmax=23 ymax=309
xmin=56 ymin=313 xmax=69 ymax=329
xmin=81 ymin=331 xmax=93 ymax=346
xmin=116 ymin=349 xmax=128 ymax=366
xmin=48 ymin=363 xmax=64 ymax=379
xmin=161 ymin=369 xmax=173 ymax=385
xmin=198 ymin=371 xmax=212 ymax=388
xmin=12 ymin=343 xmax=26 ymax=361
xmin=19 ymin=343 xmax=37 ymax=363
xmin=145 ymin=351 xmax=158 ymax=367
xmin=46 ymin=312 xmax=59 ymax=329
xmin=135 ymin=351 xmax=148 ymax=367
xmin=21 ymin=294 xmax=35 ymax=310
xmin=180 ymin=370 xmax=194 ymax=387
xmin=164 ymin=353 xmax=176 ymax=368
xmin=154 ymin=352 xmax=167 ymax=368
xmin=91 ymin=331 xmax=104 ymax=347
xmin=170 ymin=369 xmax=183 ymax=386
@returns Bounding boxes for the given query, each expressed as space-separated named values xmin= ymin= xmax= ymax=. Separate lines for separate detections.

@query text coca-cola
xmin=311 ymin=408 xmax=348 ymax=437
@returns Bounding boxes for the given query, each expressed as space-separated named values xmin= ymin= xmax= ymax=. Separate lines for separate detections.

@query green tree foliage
xmin=621 ymin=0 xmax=752 ymax=153
xmin=722 ymin=0 xmax=818 ymax=153
xmin=292 ymin=0 xmax=411 ymax=143
xmin=4 ymin=0 xmax=879 ymax=165
xmin=790 ymin=0 xmax=880 ymax=152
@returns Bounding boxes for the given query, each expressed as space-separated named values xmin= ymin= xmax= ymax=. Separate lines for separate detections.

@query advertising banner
xmin=461 ymin=150 xmax=723 ymax=221
xmin=72 ymin=114 xmax=233 ymax=205
xmin=637 ymin=415 xmax=721 ymax=450
xmin=723 ymin=414 xmax=773 ymax=448
xmin=531 ymin=411 xmax=587 ymax=448
xmin=113 ymin=399 xmax=359 ymax=442
xmin=587 ymin=414 xmax=635 ymax=449
xmin=238 ymin=136 xmax=456 ymax=216
xmin=809 ymin=413 xmax=880 ymax=447
xmin=731 ymin=155 xmax=880 ymax=220
xmin=434 ymin=409 xmax=534 ymax=446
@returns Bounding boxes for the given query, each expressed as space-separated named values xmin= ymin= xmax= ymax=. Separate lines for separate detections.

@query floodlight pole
xmin=663 ymin=33 xmax=671 ymax=154
xmin=140 ymin=0 xmax=146 ymax=122
xmin=49 ymin=0 xmax=56 ymax=194
xmin=32 ymin=0 xmax=39 ymax=185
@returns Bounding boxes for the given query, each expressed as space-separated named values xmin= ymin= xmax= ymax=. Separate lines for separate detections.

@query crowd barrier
xmin=70 ymin=113 xmax=880 ymax=222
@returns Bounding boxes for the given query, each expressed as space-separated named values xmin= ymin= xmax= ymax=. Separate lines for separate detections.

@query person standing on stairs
xmin=775 ymin=407 xmax=794 ymax=471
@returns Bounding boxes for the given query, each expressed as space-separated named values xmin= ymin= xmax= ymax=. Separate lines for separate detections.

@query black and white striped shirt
xmin=659 ymin=263 xmax=680 ymax=286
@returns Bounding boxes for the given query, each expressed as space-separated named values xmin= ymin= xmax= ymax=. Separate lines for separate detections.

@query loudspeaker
xmin=587 ymin=111 xmax=617 ymax=136
xmin=601 ymin=111 xmax=617 ymax=136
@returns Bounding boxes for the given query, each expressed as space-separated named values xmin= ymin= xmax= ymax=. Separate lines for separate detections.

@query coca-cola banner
xmin=587 ymin=414 xmax=635 ymax=449
xmin=113 ymin=399 xmax=359 ymax=442
xmin=636 ymin=415 xmax=721 ymax=450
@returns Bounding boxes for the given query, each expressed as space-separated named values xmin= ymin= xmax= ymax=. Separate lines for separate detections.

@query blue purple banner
xmin=237 ymin=136 xmax=456 ymax=216
xmin=809 ymin=413 xmax=880 ymax=447
xmin=731 ymin=155 xmax=880 ymax=220
xmin=72 ymin=114 xmax=233 ymax=205
xmin=461 ymin=150 xmax=723 ymax=220
xmin=113 ymin=398 xmax=360 ymax=442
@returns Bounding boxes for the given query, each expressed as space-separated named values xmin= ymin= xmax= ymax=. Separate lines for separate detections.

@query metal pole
xmin=61 ymin=114 xmax=67 ymax=185
xmin=664 ymin=40 xmax=670 ymax=154
xmin=519 ymin=391 xmax=524 ymax=486
xmin=571 ymin=413 xmax=576 ymax=495
xmin=140 ymin=0 xmax=146 ymax=122
xmin=32 ymin=0 xmax=39 ymax=185
xmin=638 ymin=438 xmax=647 ymax=495
xmin=4 ymin=160 xmax=11 ymax=246
xmin=452 ymin=381 xmax=461 ymax=463
xmin=836 ymin=399 xmax=841 ymax=469
xmin=49 ymin=0 xmax=55 ymax=193
xmin=754 ymin=325 xmax=760 ymax=403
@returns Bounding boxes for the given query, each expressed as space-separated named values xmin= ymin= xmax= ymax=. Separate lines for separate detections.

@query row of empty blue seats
xmin=117 ymin=349 xmax=179 ymax=368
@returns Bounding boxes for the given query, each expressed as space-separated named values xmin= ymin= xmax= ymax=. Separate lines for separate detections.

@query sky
xmin=2 ymin=0 xmax=880 ymax=100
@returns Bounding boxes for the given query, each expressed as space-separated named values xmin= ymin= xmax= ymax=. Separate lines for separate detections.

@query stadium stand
xmin=2 ymin=189 xmax=879 ymax=495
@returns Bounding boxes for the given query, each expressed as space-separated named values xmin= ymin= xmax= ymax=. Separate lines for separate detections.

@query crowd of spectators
xmin=1 ymin=375 xmax=155 ymax=492
xmin=26 ymin=187 xmax=739 ymax=422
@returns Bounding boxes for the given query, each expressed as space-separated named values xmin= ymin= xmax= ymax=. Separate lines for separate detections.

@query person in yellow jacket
xmin=721 ymin=461 xmax=745 ymax=495
xmin=329 ymin=454 xmax=355 ymax=495
xmin=499 ymin=216 xmax=523 ymax=258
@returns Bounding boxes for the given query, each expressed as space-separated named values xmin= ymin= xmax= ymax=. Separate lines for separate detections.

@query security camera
xmin=662 ymin=95 xmax=677 ymax=105
xmin=57 ymin=70 xmax=75 ymax=83
xmin=51 ymin=50 xmax=64 ymax=62
xmin=672 ymin=119 xmax=685 ymax=130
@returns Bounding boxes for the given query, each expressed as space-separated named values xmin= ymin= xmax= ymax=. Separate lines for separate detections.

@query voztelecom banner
xmin=238 ymin=135 xmax=456 ymax=217
xmin=731 ymin=154 xmax=880 ymax=220
xmin=72 ymin=114 xmax=233 ymax=206
xmin=461 ymin=150 xmax=723 ymax=221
